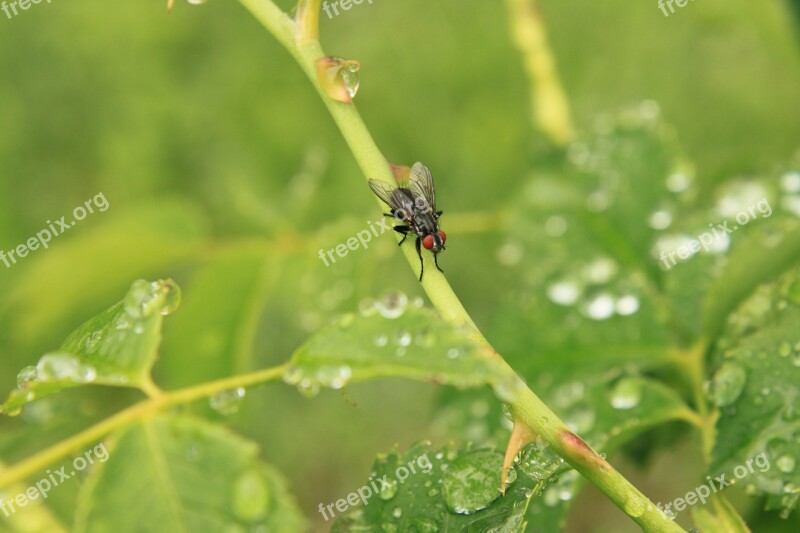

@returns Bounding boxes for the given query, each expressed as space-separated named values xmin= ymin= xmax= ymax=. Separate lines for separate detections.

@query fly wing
xmin=408 ymin=162 xmax=437 ymax=214
xmin=368 ymin=179 xmax=415 ymax=221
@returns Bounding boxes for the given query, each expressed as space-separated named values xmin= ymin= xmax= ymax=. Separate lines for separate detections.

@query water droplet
xmin=282 ymin=366 xmax=303 ymax=385
xmin=36 ymin=353 xmax=97 ymax=384
xmin=315 ymin=366 xmax=352 ymax=390
xmin=157 ymin=279 xmax=181 ymax=316
xmin=379 ymin=479 xmax=398 ymax=500
xmin=209 ymin=387 xmax=246 ymax=415
xmin=777 ymin=454 xmax=796 ymax=473
xmin=376 ymin=291 xmax=408 ymax=319
xmin=394 ymin=330 xmax=412 ymax=347
xmin=552 ymin=381 xmax=585 ymax=409
xmin=442 ymin=450 xmax=503 ymax=514
xmin=342 ymin=62 xmax=360 ymax=98
xmin=615 ymin=295 xmax=640 ymax=316
xmin=610 ymin=378 xmax=642 ymax=410
xmin=666 ymin=172 xmax=691 ymax=193
xmin=391 ymin=507 xmax=403 ymax=518
xmin=297 ymin=379 xmax=320 ymax=398
xmin=780 ymin=172 xmax=800 ymax=194
xmin=648 ymin=210 xmax=672 ymax=230
xmin=374 ymin=334 xmax=388 ymax=347
xmin=547 ymin=280 xmax=580 ymax=306
xmin=232 ymin=470 xmax=270 ymax=522
xmin=545 ymin=215 xmax=568 ymax=237
xmin=504 ymin=466 xmax=518 ymax=487
xmin=583 ymin=257 xmax=617 ymax=284
xmin=708 ymin=363 xmax=747 ymax=407
xmin=586 ymin=190 xmax=610 ymax=212
xmin=447 ymin=348 xmax=461 ymax=359
xmin=496 ymin=242 xmax=523 ymax=266
xmin=85 ymin=331 xmax=102 ymax=352
xmin=415 ymin=329 xmax=436 ymax=348
xmin=16 ymin=366 xmax=38 ymax=388
xmin=583 ymin=293 xmax=615 ymax=321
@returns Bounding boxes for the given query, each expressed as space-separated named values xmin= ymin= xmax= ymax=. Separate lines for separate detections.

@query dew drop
xmin=496 ymin=242 xmax=523 ymax=266
xmin=777 ymin=454 xmax=796 ymax=474
xmin=376 ymin=291 xmax=408 ymax=319
xmin=547 ymin=280 xmax=580 ymax=306
xmin=36 ymin=353 xmax=97 ymax=384
xmin=379 ymin=479 xmax=398 ymax=501
xmin=545 ymin=215 xmax=568 ymax=237
xmin=85 ymin=331 xmax=103 ymax=352
xmin=666 ymin=172 xmax=691 ymax=193
xmin=209 ymin=387 xmax=246 ymax=416
xmin=708 ymin=363 xmax=747 ymax=407
xmin=394 ymin=330 xmax=412 ymax=347
xmin=342 ymin=62 xmax=360 ymax=98
xmin=583 ymin=293 xmax=615 ymax=321
xmin=374 ymin=334 xmax=388 ymax=347
xmin=780 ymin=171 xmax=800 ymax=194
xmin=391 ymin=507 xmax=402 ymax=518
xmin=232 ymin=470 xmax=270 ymax=522
xmin=16 ymin=366 xmax=38 ymax=388
xmin=615 ymin=295 xmax=640 ymax=316
xmin=648 ymin=210 xmax=672 ymax=230
xmin=610 ymin=378 xmax=642 ymax=410
xmin=442 ymin=450 xmax=503 ymax=514
xmin=297 ymin=379 xmax=321 ymax=398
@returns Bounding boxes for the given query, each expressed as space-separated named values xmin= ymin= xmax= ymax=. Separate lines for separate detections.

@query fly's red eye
xmin=438 ymin=230 xmax=446 ymax=244
xmin=422 ymin=235 xmax=435 ymax=250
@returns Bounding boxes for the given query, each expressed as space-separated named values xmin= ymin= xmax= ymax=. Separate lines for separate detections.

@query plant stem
xmin=505 ymin=0 xmax=575 ymax=146
xmin=238 ymin=1 xmax=685 ymax=531
xmin=0 ymin=364 xmax=289 ymax=491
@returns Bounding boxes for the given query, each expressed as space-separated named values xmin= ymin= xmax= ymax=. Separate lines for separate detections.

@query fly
xmin=369 ymin=162 xmax=447 ymax=281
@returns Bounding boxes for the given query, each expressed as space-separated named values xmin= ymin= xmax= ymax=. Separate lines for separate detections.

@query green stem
xmin=0 ymin=364 xmax=288 ymax=491
xmin=505 ymin=0 xmax=575 ymax=146
xmin=238 ymin=1 xmax=684 ymax=531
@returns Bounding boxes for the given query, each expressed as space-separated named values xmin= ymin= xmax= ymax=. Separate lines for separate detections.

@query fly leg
xmin=393 ymin=225 xmax=411 ymax=246
xmin=415 ymin=236 xmax=424 ymax=281
xmin=434 ymin=251 xmax=444 ymax=274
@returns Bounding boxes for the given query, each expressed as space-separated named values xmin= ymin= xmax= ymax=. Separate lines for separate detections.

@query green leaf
xmin=0 ymin=200 xmax=206 ymax=357
xmin=283 ymin=295 xmax=503 ymax=397
xmin=690 ymin=496 xmax=750 ymax=533
xmin=1 ymin=279 xmax=180 ymax=416
xmin=709 ymin=267 xmax=800 ymax=519
xmin=0 ymin=460 xmax=67 ymax=533
xmin=157 ymin=245 xmax=274 ymax=388
xmin=73 ymin=415 xmax=306 ymax=533
xmin=332 ymin=442 xmax=543 ymax=532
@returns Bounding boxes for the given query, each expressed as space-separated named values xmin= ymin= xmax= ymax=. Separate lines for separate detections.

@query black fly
xmin=369 ymin=162 xmax=447 ymax=281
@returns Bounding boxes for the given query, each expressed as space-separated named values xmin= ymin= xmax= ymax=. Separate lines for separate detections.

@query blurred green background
xmin=1 ymin=0 xmax=799 ymax=531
